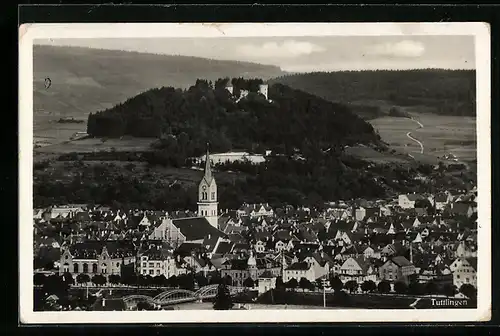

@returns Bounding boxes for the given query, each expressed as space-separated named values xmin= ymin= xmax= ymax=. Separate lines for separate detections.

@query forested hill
xmin=87 ymin=78 xmax=380 ymax=157
xmin=269 ymin=70 xmax=476 ymax=118
xmin=33 ymin=45 xmax=285 ymax=119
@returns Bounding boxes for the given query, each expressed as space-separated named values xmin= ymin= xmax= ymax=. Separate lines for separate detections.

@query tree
xmin=275 ymin=276 xmax=285 ymax=289
xmin=208 ymin=273 xmax=221 ymax=285
xmin=196 ymin=273 xmax=209 ymax=288
xmin=168 ymin=275 xmax=178 ymax=288
xmin=108 ymin=274 xmax=121 ymax=285
xmin=424 ymin=281 xmax=438 ymax=295
xmin=377 ymin=280 xmax=391 ymax=294
xmin=223 ymin=275 xmax=233 ymax=286
xmin=394 ymin=281 xmax=408 ymax=294
xmin=137 ymin=301 xmax=154 ymax=311
xmin=344 ymin=280 xmax=359 ymax=293
xmin=459 ymin=284 xmax=477 ymax=300
xmin=299 ymin=277 xmax=313 ymax=292
xmin=92 ymin=274 xmax=107 ymax=287
xmin=329 ymin=275 xmax=343 ymax=292
xmin=213 ymin=283 xmax=234 ymax=310
xmin=34 ymin=273 xmax=47 ymax=286
xmin=286 ymin=278 xmax=298 ymax=291
xmin=243 ymin=277 xmax=255 ymax=289
xmin=361 ymin=280 xmax=377 ymax=293
xmin=76 ymin=273 xmax=90 ymax=286
xmin=62 ymin=272 xmax=74 ymax=286
xmin=408 ymin=281 xmax=424 ymax=295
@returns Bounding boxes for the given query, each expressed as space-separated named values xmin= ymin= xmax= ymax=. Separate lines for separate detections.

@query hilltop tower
xmin=258 ymin=84 xmax=268 ymax=100
xmin=198 ymin=143 xmax=219 ymax=229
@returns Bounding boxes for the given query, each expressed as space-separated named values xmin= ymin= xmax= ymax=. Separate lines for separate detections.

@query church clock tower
xmin=198 ymin=144 xmax=219 ymax=228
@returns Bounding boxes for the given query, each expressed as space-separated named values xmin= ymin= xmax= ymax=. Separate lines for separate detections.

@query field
xmin=33 ymin=45 xmax=285 ymax=148
xmin=34 ymin=137 xmax=156 ymax=155
xmin=369 ymin=113 xmax=476 ymax=163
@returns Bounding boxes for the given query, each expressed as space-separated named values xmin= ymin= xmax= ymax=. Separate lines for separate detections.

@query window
xmin=92 ymin=263 xmax=98 ymax=273
xmin=157 ymin=263 xmax=160 ymax=268
xmin=73 ymin=263 xmax=79 ymax=273
xmin=63 ymin=263 xmax=70 ymax=272
xmin=142 ymin=262 xmax=146 ymax=268
xmin=156 ymin=270 xmax=160 ymax=275
xmin=83 ymin=263 xmax=88 ymax=273
xmin=149 ymin=262 xmax=155 ymax=267
xmin=116 ymin=262 xmax=120 ymax=267
xmin=211 ymin=192 xmax=215 ymax=200
xmin=102 ymin=263 xmax=107 ymax=274
xmin=202 ymin=192 xmax=208 ymax=200
xmin=149 ymin=270 xmax=154 ymax=275
xmin=143 ymin=270 xmax=147 ymax=275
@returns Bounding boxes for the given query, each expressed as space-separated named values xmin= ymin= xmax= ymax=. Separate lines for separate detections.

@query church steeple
xmin=198 ymin=142 xmax=218 ymax=229
xmin=203 ymin=142 xmax=213 ymax=184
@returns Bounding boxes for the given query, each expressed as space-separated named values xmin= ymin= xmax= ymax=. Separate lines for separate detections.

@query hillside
xmin=86 ymin=78 xmax=380 ymax=157
xmin=33 ymin=45 xmax=286 ymax=146
xmin=34 ymin=78 xmax=474 ymax=211
xmin=269 ymin=70 xmax=476 ymax=119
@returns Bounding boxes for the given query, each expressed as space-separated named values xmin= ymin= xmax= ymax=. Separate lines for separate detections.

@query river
xmin=169 ymin=302 xmax=347 ymax=310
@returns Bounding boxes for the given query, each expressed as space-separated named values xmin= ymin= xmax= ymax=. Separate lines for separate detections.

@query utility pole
xmin=322 ymin=278 xmax=327 ymax=308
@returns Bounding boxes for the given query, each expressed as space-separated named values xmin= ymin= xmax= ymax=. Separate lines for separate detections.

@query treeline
xmin=86 ymin=78 xmax=379 ymax=156
xmin=269 ymin=69 xmax=476 ymax=116
xmin=33 ymin=149 xmax=432 ymax=211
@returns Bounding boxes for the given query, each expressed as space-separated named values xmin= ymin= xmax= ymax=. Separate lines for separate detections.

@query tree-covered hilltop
xmin=269 ymin=69 xmax=476 ymax=118
xmin=86 ymin=78 xmax=380 ymax=157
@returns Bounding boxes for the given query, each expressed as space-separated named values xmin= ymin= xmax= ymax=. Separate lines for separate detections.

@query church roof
xmin=172 ymin=217 xmax=226 ymax=241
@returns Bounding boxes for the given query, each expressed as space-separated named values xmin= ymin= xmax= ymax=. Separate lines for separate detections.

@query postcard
xmin=19 ymin=22 xmax=491 ymax=323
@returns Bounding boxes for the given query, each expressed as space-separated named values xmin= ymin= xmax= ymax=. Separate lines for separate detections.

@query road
xmin=406 ymin=117 xmax=424 ymax=154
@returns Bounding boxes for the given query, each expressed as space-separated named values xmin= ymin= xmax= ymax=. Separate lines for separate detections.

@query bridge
xmin=122 ymin=285 xmax=246 ymax=308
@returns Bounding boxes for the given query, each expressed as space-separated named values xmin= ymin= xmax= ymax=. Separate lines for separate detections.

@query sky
xmin=35 ymin=35 xmax=475 ymax=72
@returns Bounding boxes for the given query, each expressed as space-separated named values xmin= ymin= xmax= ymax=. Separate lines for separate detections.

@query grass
xmin=369 ymin=113 xmax=476 ymax=163
xmin=344 ymin=145 xmax=413 ymax=166
xmin=34 ymin=137 xmax=156 ymax=155
xmin=33 ymin=45 xmax=285 ymax=147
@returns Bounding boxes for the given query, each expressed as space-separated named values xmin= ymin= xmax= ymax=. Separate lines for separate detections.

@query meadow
xmin=34 ymin=137 xmax=156 ymax=155
xmin=369 ymin=113 xmax=476 ymax=163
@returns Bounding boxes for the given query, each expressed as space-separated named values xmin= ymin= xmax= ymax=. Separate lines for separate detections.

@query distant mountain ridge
xmin=33 ymin=45 xmax=286 ymax=120
xmin=269 ymin=69 xmax=476 ymax=118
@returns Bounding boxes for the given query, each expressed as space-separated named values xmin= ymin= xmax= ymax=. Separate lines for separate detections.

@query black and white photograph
xmin=19 ymin=22 xmax=491 ymax=323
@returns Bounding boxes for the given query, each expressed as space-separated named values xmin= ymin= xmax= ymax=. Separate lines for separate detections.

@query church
xmin=197 ymin=145 xmax=219 ymax=228
xmin=155 ymin=144 xmax=227 ymax=247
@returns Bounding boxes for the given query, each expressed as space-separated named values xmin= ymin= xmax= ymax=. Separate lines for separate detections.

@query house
xmin=220 ymin=253 xmax=280 ymax=286
xmin=451 ymin=257 xmax=477 ymax=289
xmin=451 ymin=202 xmax=475 ymax=218
xmin=378 ymin=256 xmax=416 ymax=284
xmin=258 ymin=270 xmax=277 ymax=294
xmin=454 ymin=241 xmax=477 ymax=258
xmin=183 ymin=253 xmax=216 ymax=276
xmin=237 ymin=203 xmax=274 ymax=218
xmin=59 ymin=241 xmax=136 ymax=279
xmin=138 ymin=249 xmax=187 ymax=278
xmin=162 ymin=217 xmax=227 ymax=247
xmin=398 ymin=194 xmax=424 ymax=209
xmin=434 ymin=192 xmax=452 ymax=210
xmin=338 ymin=257 xmax=377 ymax=283
xmin=283 ymin=262 xmax=315 ymax=283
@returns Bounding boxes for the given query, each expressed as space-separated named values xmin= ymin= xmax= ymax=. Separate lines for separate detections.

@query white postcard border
xmin=19 ymin=22 xmax=491 ymax=324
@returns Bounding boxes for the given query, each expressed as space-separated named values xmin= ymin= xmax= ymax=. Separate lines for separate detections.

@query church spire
xmin=204 ymin=142 xmax=212 ymax=182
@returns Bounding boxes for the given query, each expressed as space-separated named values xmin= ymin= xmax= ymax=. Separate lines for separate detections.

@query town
xmin=33 ymin=146 xmax=478 ymax=311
